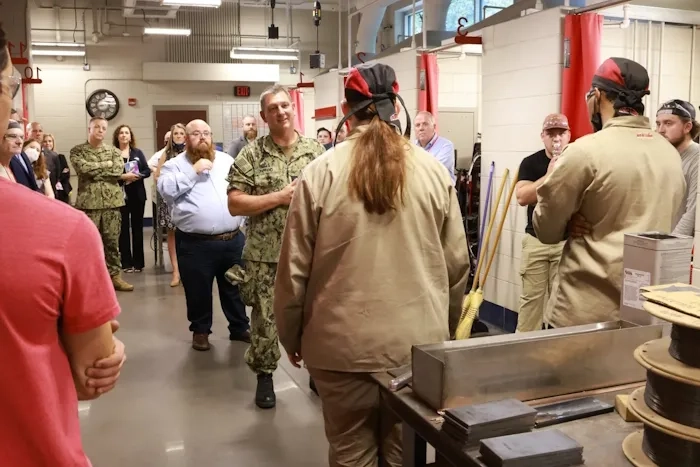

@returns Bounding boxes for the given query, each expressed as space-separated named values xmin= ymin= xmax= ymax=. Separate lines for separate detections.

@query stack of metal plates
xmin=441 ymin=399 xmax=537 ymax=447
xmin=479 ymin=430 xmax=584 ymax=467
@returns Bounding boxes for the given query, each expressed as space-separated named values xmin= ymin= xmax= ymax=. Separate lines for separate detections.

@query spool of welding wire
xmin=627 ymin=387 xmax=700 ymax=467
xmin=669 ymin=324 xmax=700 ymax=368
xmin=642 ymin=424 xmax=700 ymax=466
xmin=644 ymin=370 xmax=700 ymax=429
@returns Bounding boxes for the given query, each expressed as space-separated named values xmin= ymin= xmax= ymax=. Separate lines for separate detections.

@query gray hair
xmin=415 ymin=111 xmax=435 ymax=126
xmin=259 ymin=85 xmax=291 ymax=110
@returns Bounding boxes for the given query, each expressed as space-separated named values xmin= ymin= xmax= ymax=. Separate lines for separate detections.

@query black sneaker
xmin=255 ymin=373 xmax=276 ymax=409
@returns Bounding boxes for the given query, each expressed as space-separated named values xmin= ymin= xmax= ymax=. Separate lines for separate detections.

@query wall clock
xmin=86 ymin=89 xmax=120 ymax=121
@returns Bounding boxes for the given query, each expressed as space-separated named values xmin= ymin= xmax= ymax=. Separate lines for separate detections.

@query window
xmin=445 ymin=0 xmax=476 ymax=31
xmin=483 ymin=0 xmax=515 ymax=18
xmin=444 ymin=0 xmax=516 ymax=30
xmin=405 ymin=9 xmax=423 ymax=37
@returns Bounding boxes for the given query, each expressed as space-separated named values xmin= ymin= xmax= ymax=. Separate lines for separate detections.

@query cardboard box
xmin=620 ymin=232 xmax=693 ymax=325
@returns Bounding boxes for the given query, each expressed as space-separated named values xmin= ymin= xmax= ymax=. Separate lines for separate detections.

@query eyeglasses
xmin=189 ymin=131 xmax=212 ymax=138
xmin=1 ymin=69 xmax=22 ymax=99
xmin=4 ymin=133 xmax=24 ymax=142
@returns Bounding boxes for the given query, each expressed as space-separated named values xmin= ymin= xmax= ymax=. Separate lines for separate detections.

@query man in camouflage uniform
xmin=227 ymin=85 xmax=324 ymax=409
xmin=70 ymin=116 xmax=134 ymax=292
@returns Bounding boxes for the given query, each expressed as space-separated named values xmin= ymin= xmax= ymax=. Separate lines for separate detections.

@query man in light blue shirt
xmin=158 ymin=119 xmax=250 ymax=352
xmin=414 ymin=111 xmax=456 ymax=183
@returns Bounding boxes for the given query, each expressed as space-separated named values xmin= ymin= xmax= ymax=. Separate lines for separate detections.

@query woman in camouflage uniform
xmin=155 ymin=123 xmax=186 ymax=287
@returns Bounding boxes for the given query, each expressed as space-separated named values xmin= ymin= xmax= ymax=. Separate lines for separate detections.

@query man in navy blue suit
xmin=6 ymin=120 xmax=39 ymax=192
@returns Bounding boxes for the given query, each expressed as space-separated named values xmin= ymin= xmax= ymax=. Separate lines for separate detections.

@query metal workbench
xmin=373 ymin=372 xmax=641 ymax=467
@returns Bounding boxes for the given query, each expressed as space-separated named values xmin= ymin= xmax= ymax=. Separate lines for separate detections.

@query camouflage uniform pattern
xmin=70 ymin=142 xmax=125 ymax=210
xmin=70 ymin=142 xmax=125 ymax=276
xmin=238 ymin=261 xmax=280 ymax=374
xmin=226 ymin=133 xmax=325 ymax=263
xmin=84 ymin=209 xmax=123 ymax=277
xmin=226 ymin=133 xmax=324 ymax=374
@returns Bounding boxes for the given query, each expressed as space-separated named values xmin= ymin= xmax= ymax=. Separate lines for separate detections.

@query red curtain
xmin=289 ymin=89 xmax=305 ymax=135
xmin=418 ymin=53 xmax=439 ymax=124
xmin=561 ymin=13 xmax=603 ymax=142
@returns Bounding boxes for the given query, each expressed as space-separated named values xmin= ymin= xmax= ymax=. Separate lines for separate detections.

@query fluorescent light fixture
xmin=144 ymin=27 xmax=192 ymax=36
xmin=230 ymin=52 xmax=299 ymax=61
xmin=31 ymin=42 xmax=85 ymax=47
xmin=32 ymin=49 xmax=86 ymax=56
xmin=232 ymin=47 xmax=299 ymax=54
xmin=161 ymin=0 xmax=221 ymax=6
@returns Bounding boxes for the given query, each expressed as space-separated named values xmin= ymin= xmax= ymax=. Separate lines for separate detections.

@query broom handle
xmin=479 ymin=169 xmax=520 ymax=288
xmin=470 ymin=169 xmax=509 ymax=292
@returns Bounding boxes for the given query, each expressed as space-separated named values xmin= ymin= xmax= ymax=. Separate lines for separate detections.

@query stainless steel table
xmin=373 ymin=372 xmax=642 ymax=467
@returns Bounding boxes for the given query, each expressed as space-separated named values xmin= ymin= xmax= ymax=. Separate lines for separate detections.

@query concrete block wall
xmin=437 ymin=54 xmax=482 ymax=130
xmin=479 ymin=7 xmax=565 ymax=320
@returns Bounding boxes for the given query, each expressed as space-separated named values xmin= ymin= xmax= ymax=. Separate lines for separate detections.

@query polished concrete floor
xmin=80 ymin=233 xmax=328 ymax=466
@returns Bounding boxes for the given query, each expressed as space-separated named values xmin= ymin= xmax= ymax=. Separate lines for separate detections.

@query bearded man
xmin=227 ymin=114 xmax=258 ymax=159
xmin=655 ymin=99 xmax=700 ymax=236
xmin=157 ymin=119 xmax=250 ymax=351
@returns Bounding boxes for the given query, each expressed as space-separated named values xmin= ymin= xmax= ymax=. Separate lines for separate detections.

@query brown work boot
xmin=192 ymin=333 xmax=210 ymax=351
xmin=111 ymin=274 xmax=134 ymax=292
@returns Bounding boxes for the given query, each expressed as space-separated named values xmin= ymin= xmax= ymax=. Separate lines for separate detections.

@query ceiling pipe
xmin=570 ymin=0 xmax=630 ymax=15
xmin=410 ymin=0 xmax=416 ymax=49
xmin=91 ymin=4 xmax=100 ymax=43
xmin=53 ymin=6 xmax=64 ymax=62
xmin=657 ymin=21 xmax=664 ymax=121
xmin=691 ymin=26 xmax=696 ymax=103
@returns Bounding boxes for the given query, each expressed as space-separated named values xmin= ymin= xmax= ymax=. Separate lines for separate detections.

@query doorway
xmin=154 ymin=108 xmax=208 ymax=150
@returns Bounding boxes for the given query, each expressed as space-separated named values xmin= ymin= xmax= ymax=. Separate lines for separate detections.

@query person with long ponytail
xmin=274 ymin=63 xmax=470 ymax=466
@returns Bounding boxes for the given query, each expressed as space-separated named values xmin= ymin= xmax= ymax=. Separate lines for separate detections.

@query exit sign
xmin=234 ymin=85 xmax=251 ymax=97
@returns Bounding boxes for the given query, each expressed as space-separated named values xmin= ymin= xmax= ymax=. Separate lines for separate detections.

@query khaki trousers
xmin=308 ymin=368 xmax=402 ymax=467
xmin=517 ymin=234 xmax=564 ymax=332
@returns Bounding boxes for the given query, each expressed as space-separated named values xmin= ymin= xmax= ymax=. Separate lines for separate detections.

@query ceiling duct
xmin=123 ymin=0 xmax=179 ymax=19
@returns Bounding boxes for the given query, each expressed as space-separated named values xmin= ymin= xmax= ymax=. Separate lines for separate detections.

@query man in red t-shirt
xmin=0 ymin=176 xmax=126 ymax=465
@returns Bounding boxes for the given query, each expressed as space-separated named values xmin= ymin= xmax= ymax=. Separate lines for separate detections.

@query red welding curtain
xmin=561 ymin=13 xmax=603 ymax=142
xmin=289 ymin=89 xmax=305 ymax=135
xmin=419 ymin=53 xmax=439 ymax=123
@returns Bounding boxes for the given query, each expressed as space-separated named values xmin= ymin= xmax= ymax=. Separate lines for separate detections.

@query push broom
xmin=457 ymin=168 xmax=510 ymax=328
xmin=456 ymin=168 xmax=520 ymax=340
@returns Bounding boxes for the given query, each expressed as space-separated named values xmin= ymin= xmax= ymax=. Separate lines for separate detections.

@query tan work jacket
xmin=273 ymin=125 xmax=470 ymax=372
xmin=534 ymin=116 xmax=686 ymax=327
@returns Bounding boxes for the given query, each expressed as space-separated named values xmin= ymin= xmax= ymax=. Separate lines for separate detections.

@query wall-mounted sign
xmin=233 ymin=85 xmax=251 ymax=98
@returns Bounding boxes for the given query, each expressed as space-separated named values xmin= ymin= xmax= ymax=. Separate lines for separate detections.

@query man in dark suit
xmin=7 ymin=120 xmax=40 ymax=192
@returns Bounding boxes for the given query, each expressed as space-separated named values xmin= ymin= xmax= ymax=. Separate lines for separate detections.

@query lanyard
xmin=421 ymin=133 xmax=439 ymax=152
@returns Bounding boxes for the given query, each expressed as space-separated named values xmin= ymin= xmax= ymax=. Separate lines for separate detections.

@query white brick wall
xmin=437 ymin=54 xmax=482 ymax=130
xmin=479 ymin=7 xmax=565 ymax=312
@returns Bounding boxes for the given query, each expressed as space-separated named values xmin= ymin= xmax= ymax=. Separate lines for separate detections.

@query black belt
xmin=178 ymin=229 xmax=239 ymax=241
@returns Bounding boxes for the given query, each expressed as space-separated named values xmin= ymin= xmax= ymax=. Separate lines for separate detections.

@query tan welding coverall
xmin=274 ymin=126 xmax=470 ymax=467
xmin=533 ymin=116 xmax=686 ymax=328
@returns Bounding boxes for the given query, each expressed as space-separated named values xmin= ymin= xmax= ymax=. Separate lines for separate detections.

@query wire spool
xmin=644 ymin=371 xmax=700 ymax=429
xmin=644 ymin=301 xmax=700 ymax=369
xmin=642 ymin=424 xmax=700 ymax=466
xmin=627 ymin=387 xmax=700 ymax=467
xmin=669 ymin=324 xmax=700 ymax=368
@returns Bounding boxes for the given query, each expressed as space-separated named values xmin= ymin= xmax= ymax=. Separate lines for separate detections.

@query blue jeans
xmin=176 ymin=230 xmax=250 ymax=336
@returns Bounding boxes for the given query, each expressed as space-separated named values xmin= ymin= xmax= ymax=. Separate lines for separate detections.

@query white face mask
xmin=25 ymin=147 xmax=40 ymax=163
